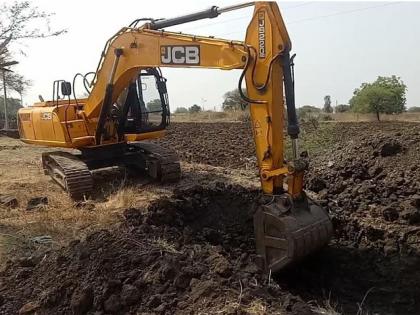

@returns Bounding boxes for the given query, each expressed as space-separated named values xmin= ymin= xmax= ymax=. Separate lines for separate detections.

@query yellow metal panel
xmin=85 ymin=31 xmax=248 ymax=118
xmin=244 ymin=2 xmax=290 ymax=194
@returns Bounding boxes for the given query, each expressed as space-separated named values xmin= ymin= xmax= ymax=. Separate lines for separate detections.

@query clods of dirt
xmin=154 ymin=122 xmax=256 ymax=169
xmin=301 ymin=122 xmax=420 ymax=314
xmin=26 ymin=197 xmax=48 ymax=211
xmin=378 ymin=140 xmax=403 ymax=157
xmin=0 ymin=194 xmax=18 ymax=208
xmin=0 ymin=184 xmax=311 ymax=314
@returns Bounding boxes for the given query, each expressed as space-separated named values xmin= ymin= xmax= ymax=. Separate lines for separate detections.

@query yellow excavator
xmin=18 ymin=2 xmax=332 ymax=272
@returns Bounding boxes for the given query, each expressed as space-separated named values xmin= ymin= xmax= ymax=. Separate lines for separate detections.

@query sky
xmin=4 ymin=0 xmax=420 ymax=110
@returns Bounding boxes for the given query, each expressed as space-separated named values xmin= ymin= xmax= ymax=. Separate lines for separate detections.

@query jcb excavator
xmin=18 ymin=2 xmax=332 ymax=272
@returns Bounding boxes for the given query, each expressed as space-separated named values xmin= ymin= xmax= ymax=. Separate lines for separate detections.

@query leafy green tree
xmin=323 ymin=95 xmax=333 ymax=113
xmin=189 ymin=104 xmax=202 ymax=113
xmin=297 ymin=105 xmax=321 ymax=128
xmin=174 ymin=107 xmax=188 ymax=114
xmin=349 ymin=76 xmax=406 ymax=121
xmin=146 ymin=99 xmax=162 ymax=112
xmin=335 ymin=104 xmax=350 ymax=113
xmin=297 ymin=105 xmax=321 ymax=118
xmin=408 ymin=106 xmax=420 ymax=112
xmin=222 ymin=88 xmax=248 ymax=111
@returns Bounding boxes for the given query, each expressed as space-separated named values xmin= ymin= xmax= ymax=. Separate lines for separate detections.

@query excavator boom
xmin=18 ymin=1 xmax=332 ymax=272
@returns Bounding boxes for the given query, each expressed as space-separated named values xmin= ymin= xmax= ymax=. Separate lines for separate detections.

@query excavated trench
xmin=0 ymin=185 xmax=310 ymax=314
xmin=3 ymin=122 xmax=420 ymax=314
xmin=2 ymin=184 xmax=420 ymax=314
xmin=154 ymin=185 xmax=420 ymax=315
xmin=278 ymin=216 xmax=420 ymax=315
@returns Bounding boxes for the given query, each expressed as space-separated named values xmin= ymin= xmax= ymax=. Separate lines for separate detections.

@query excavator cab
xmin=122 ymin=68 xmax=170 ymax=134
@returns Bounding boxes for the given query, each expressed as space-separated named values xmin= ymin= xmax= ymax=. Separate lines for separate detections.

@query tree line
xmin=203 ymin=75 xmax=412 ymax=122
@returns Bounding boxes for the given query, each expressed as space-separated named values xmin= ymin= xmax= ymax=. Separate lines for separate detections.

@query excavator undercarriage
xmin=42 ymin=143 xmax=180 ymax=199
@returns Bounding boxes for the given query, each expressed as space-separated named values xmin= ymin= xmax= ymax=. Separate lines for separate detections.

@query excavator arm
xmin=18 ymin=1 xmax=332 ymax=272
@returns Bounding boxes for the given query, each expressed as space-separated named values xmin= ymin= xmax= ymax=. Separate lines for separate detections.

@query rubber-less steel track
xmin=41 ymin=143 xmax=179 ymax=200
xmin=131 ymin=142 xmax=181 ymax=183
xmin=41 ymin=151 xmax=93 ymax=200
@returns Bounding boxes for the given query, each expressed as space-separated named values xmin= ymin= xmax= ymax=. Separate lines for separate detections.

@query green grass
xmin=284 ymin=122 xmax=336 ymax=160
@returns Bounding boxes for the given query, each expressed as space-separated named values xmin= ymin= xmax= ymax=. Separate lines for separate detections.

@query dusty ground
xmin=0 ymin=121 xmax=419 ymax=314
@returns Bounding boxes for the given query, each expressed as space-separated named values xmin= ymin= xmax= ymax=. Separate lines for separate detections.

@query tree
xmin=0 ymin=96 xmax=22 ymax=127
xmin=335 ymin=104 xmax=350 ymax=113
xmin=174 ymin=107 xmax=188 ymax=114
xmin=222 ymin=88 xmax=248 ymax=111
xmin=0 ymin=1 xmax=65 ymax=104
xmin=0 ymin=73 xmax=31 ymax=105
xmin=146 ymin=99 xmax=162 ymax=112
xmin=349 ymin=76 xmax=406 ymax=121
xmin=323 ymin=95 xmax=333 ymax=113
xmin=408 ymin=106 xmax=420 ymax=113
xmin=297 ymin=105 xmax=321 ymax=128
xmin=297 ymin=105 xmax=321 ymax=118
xmin=0 ymin=1 xmax=65 ymax=43
xmin=189 ymin=104 xmax=202 ymax=113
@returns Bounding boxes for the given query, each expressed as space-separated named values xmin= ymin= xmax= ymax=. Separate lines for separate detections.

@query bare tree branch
xmin=0 ymin=1 xmax=66 ymax=97
xmin=0 ymin=1 xmax=66 ymax=41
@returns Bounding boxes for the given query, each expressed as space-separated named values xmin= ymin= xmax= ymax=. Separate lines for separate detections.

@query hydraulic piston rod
xmin=149 ymin=2 xmax=255 ymax=30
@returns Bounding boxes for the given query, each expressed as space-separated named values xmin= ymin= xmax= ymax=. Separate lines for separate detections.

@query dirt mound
xmin=0 ymin=184 xmax=311 ymax=315
xmin=300 ymin=123 xmax=420 ymax=314
xmin=307 ymin=127 xmax=420 ymax=239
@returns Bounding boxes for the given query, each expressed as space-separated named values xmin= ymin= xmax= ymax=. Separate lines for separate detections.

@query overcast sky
xmin=6 ymin=1 xmax=420 ymax=110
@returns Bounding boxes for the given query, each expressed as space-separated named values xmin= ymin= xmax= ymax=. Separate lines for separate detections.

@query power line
xmin=288 ymin=2 xmax=402 ymax=24
xmin=282 ymin=2 xmax=312 ymax=10
xmin=217 ymin=2 xmax=402 ymax=38
xmin=181 ymin=2 xmax=313 ymax=32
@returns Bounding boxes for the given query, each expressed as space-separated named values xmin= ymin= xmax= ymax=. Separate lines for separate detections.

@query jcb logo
xmin=160 ymin=46 xmax=200 ymax=65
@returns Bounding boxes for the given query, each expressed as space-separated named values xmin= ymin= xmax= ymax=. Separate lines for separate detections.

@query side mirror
xmin=61 ymin=81 xmax=72 ymax=96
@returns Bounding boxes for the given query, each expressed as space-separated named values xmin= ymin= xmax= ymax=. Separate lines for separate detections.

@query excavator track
xmin=42 ymin=151 xmax=93 ymax=200
xmin=129 ymin=142 xmax=181 ymax=183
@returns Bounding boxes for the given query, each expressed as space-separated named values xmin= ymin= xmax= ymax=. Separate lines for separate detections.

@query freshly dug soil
xmin=156 ymin=121 xmax=420 ymax=314
xmin=301 ymin=122 xmax=420 ymax=314
xmin=2 ymin=121 xmax=420 ymax=314
xmin=0 ymin=184 xmax=311 ymax=315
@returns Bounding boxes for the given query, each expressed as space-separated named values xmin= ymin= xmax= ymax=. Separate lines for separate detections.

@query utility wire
xmin=288 ymin=1 xmax=402 ymax=24
xmin=217 ymin=1 xmax=402 ymax=38
xmin=181 ymin=2 xmax=313 ymax=32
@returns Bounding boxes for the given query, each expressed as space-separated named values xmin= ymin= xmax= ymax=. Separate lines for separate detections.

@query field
xmin=0 ymin=121 xmax=420 ymax=314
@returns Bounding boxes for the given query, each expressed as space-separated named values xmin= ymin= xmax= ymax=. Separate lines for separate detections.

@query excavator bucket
xmin=254 ymin=194 xmax=333 ymax=272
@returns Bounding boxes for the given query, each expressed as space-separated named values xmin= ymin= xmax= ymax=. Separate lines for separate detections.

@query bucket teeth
xmin=254 ymin=193 xmax=333 ymax=272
